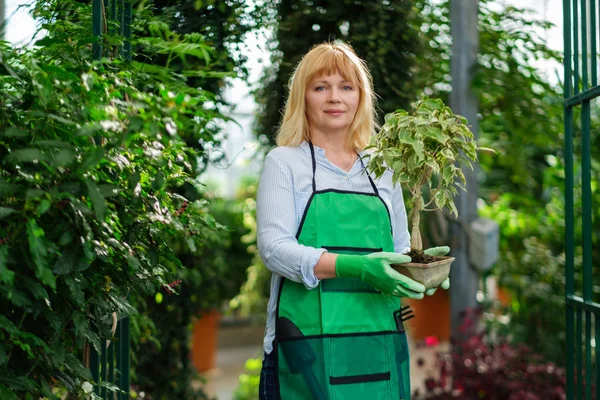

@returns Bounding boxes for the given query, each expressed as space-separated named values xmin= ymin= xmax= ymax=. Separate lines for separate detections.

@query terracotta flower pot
xmin=191 ymin=309 xmax=220 ymax=373
xmin=497 ymin=287 xmax=511 ymax=307
xmin=403 ymin=289 xmax=450 ymax=343
xmin=392 ymin=256 xmax=455 ymax=289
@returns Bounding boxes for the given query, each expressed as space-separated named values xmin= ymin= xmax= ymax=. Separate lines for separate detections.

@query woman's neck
xmin=310 ymin=130 xmax=357 ymax=172
xmin=310 ymin=130 xmax=354 ymax=155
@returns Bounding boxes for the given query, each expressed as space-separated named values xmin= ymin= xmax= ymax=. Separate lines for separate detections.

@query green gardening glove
xmin=423 ymin=246 xmax=451 ymax=296
xmin=336 ymin=252 xmax=426 ymax=299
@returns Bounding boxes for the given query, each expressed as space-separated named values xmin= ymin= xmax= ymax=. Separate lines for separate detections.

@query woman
xmin=256 ymin=41 xmax=450 ymax=400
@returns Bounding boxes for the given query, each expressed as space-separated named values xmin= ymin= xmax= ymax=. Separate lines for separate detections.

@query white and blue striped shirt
xmin=256 ymin=140 xmax=411 ymax=353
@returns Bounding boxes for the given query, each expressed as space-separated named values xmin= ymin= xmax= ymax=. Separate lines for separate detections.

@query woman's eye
xmin=315 ymin=86 xmax=326 ymax=91
xmin=343 ymin=85 xmax=353 ymax=91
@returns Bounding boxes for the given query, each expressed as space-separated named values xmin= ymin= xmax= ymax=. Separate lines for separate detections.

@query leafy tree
xmin=143 ymin=0 xmax=263 ymax=97
xmin=413 ymin=0 xmax=563 ymax=200
xmin=414 ymin=0 xmax=600 ymax=365
xmin=132 ymin=190 xmax=254 ymax=400
xmin=0 ymin=0 xmax=252 ymax=397
xmin=122 ymin=2 xmax=261 ymax=398
xmin=410 ymin=0 xmax=570 ymax=365
xmin=254 ymin=0 xmax=424 ymax=144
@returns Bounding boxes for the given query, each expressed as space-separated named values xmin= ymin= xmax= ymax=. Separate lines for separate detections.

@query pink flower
xmin=424 ymin=336 xmax=440 ymax=347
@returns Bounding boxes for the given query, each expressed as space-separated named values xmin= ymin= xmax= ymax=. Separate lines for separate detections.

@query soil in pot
xmin=405 ymin=249 xmax=441 ymax=264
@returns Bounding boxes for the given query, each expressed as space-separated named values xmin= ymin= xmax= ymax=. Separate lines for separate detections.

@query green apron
xmin=274 ymin=142 xmax=411 ymax=400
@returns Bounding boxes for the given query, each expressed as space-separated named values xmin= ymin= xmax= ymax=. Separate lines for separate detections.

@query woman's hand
xmin=422 ymin=246 xmax=451 ymax=296
xmin=335 ymin=252 xmax=426 ymax=298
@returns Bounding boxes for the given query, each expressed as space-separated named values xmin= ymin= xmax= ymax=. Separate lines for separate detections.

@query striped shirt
xmin=256 ymin=140 xmax=411 ymax=354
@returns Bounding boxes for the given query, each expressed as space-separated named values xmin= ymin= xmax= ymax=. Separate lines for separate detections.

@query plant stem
xmin=409 ymin=197 xmax=423 ymax=251
xmin=408 ymin=168 xmax=433 ymax=252
xmin=424 ymin=185 xmax=442 ymax=208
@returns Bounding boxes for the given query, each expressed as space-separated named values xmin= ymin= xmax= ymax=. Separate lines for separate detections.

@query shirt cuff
xmin=300 ymin=246 xmax=326 ymax=290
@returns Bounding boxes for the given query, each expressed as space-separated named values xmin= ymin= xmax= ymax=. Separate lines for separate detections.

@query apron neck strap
xmin=308 ymin=141 xmax=317 ymax=192
xmin=308 ymin=141 xmax=379 ymax=196
xmin=358 ymin=156 xmax=379 ymax=196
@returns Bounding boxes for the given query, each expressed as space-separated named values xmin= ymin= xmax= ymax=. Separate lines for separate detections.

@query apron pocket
xmin=329 ymin=371 xmax=391 ymax=400
xmin=330 ymin=371 xmax=390 ymax=385
xmin=321 ymin=277 xmax=378 ymax=293
xmin=327 ymin=332 xmax=410 ymax=400
xmin=277 ymin=331 xmax=410 ymax=400
xmin=277 ymin=336 xmax=330 ymax=400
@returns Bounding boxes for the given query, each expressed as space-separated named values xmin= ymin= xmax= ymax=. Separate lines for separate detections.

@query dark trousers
xmin=258 ymin=350 xmax=277 ymax=399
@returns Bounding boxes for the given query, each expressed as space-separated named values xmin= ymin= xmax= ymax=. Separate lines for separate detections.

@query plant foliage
xmin=413 ymin=309 xmax=567 ymax=400
xmin=366 ymin=98 xmax=481 ymax=251
xmin=0 ymin=0 xmax=250 ymax=397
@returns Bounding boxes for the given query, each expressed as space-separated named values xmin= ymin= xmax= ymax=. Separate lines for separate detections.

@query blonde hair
xmin=275 ymin=41 xmax=377 ymax=150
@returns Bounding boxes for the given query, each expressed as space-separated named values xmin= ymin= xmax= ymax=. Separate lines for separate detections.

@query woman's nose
xmin=327 ymin=88 xmax=341 ymax=103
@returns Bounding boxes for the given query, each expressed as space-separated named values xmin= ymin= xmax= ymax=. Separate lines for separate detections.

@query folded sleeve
xmin=256 ymin=150 xmax=324 ymax=289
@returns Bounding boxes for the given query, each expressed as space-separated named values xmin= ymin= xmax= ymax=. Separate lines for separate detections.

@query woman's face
xmin=305 ymin=71 xmax=360 ymax=136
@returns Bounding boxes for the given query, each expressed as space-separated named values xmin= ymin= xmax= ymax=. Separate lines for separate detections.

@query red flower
xmin=425 ymin=335 xmax=440 ymax=347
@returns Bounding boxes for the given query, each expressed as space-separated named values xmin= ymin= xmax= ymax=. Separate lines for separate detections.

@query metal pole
xmin=0 ymin=0 xmax=6 ymax=41
xmin=449 ymin=0 xmax=480 ymax=339
xmin=123 ymin=1 xmax=131 ymax=61
xmin=562 ymin=0 xmax=574 ymax=394
xmin=92 ymin=0 xmax=103 ymax=60
xmin=120 ymin=317 xmax=130 ymax=400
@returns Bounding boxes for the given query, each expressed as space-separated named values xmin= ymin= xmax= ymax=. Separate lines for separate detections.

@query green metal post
xmin=89 ymin=1 xmax=132 ymax=397
xmin=572 ymin=0 xmax=579 ymax=94
xmin=580 ymin=1 xmax=592 ymax=398
xmin=92 ymin=0 xmax=103 ymax=60
xmin=0 ymin=0 xmax=6 ymax=42
xmin=108 ymin=340 xmax=115 ymax=391
xmin=120 ymin=317 xmax=130 ymax=400
xmin=90 ymin=348 xmax=100 ymax=395
xmin=110 ymin=0 xmax=117 ymax=36
xmin=563 ymin=0 xmax=600 ymax=398
xmin=590 ymin=0 xmax=597 ymax=87
xmin=100 ymin=344 xmax=107 ymax=398
xmin=577 ymin=309 xmax=583 ymax=400
xmin=563 ymin=1 xmax=575 ymax=398
xmin=116 ymin=321 xmax=123 ymax=400
xmin=124 ymin=1 xmax=132 ymax=61
xmin=118 ymin=0 xmax=124 ymax=56
xmin=580 ymin=0 xmax=588 ymax=93
xmin=596 ymin=315 xmax=600 ymax=400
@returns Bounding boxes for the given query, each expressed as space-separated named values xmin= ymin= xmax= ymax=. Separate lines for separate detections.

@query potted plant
xmin=366 ymin=97 xmax=484 ymax=287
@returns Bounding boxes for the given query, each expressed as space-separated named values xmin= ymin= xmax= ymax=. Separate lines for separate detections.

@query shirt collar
xmin=300 ymin=140 xmax=365 ymax=175
xmin=299 ymin=140 xmax=325 ymax=157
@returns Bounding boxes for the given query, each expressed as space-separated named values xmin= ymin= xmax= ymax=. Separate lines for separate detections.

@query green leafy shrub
xmin=233 ymin=357 xmax=262 ymax=400
xmin=0 ymin=1 xmax=240 ymax=397
xmin=479 ymin=152 xmax=600 ymax=365
xmin=132 ymin=193 xmax=253 ymax=400
xmin=229 ymin=177 xmax=271 ymax=319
